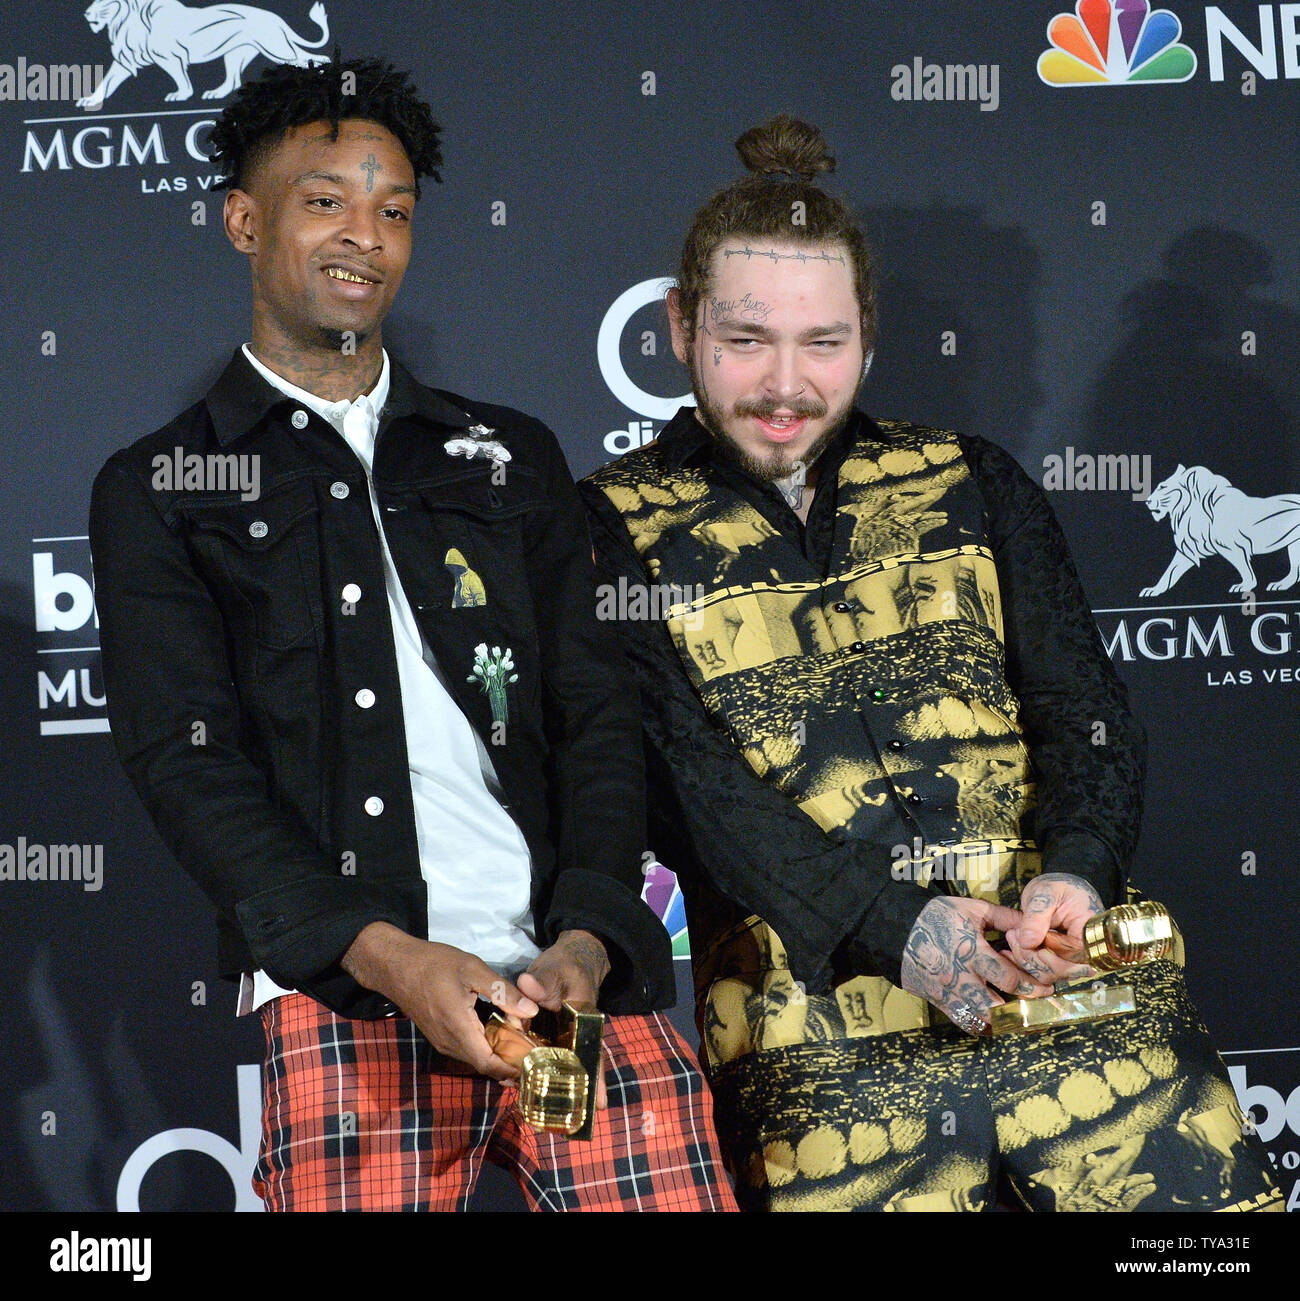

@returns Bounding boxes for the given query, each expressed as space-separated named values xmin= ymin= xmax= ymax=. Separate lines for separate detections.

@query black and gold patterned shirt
xmin=580 ymin=408 xmax=1145 ymax=1020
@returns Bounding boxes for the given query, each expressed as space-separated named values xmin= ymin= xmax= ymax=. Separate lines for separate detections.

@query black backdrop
xmin=3 ymin=1 xmax=1298 ymax=1212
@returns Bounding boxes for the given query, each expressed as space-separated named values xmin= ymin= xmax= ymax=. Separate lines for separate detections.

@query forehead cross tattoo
xmin=359 ymin=153 xmax=382 ymax=192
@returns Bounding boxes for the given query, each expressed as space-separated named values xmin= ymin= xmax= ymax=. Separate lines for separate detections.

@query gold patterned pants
xmin=709 ymin=962 xmax=1282 ymax=1212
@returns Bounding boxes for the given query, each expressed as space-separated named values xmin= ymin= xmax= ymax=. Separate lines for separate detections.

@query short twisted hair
xmin=208 ymin=56 xmax=442 ymax=195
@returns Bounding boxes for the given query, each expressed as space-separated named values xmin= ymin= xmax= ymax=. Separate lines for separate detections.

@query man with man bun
xmin=581 ymin=115 xmax=1281 ymax=1212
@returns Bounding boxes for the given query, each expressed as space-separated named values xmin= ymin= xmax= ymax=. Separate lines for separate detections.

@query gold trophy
xmin=990 ymin=899 xmax=1181 ymax=1035
xmin=485 ymin=1002 xmax=605 ymax=1139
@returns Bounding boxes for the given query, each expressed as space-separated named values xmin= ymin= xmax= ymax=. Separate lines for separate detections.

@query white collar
xmin=241 ymin=343 xmax=391 ymax=427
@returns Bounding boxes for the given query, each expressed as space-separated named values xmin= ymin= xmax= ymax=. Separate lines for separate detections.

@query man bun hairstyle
xmin=209 ymin=56 xmax=443 ymax=197
xmin=676 ymin=114 xmax=876 ymax=347
xmin=734 ymin=114 xmax=836 ymax=183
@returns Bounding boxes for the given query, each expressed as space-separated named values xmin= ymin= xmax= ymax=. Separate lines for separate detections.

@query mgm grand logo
xmin=1101 ymin=463 xmax=1300 ymax=686
xmin=1138 ymin=465 xmax=1300 ymax=598
xmin=74 ymin=0 xmax=330 ymax=111
xmin=1101 ymin=610 xmax=1300 ymax=684
xmin=19 ymin=2 xmax=331 ymax=183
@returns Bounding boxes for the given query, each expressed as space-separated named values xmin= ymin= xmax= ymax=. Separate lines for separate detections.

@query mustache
xmin=733 ymin=395 xmax=828 ymax=420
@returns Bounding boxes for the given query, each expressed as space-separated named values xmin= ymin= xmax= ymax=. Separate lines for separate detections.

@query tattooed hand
xmin=518 ymin=929 xmax=612 ymax=1107
xmin=1004 ymin=872 xmax=1103 ymax=986
xmin=900 ymin=897 xmax=1053 ymax=1035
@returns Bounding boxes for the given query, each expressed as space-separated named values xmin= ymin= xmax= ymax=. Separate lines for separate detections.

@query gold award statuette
xmin=1082 ymin=901 xmax=1178 ymax=971
xmin=989 ymin=983 xmax=1137 ymax=1034
xmin=990 ymin=900 xmax=1180 ymax=1036
xmin=487 ymin=1002 xmax=605 ymax=1140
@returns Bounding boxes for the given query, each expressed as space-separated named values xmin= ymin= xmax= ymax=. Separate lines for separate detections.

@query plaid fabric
xmin=254 ymin=992 xmax=738 ymax=1211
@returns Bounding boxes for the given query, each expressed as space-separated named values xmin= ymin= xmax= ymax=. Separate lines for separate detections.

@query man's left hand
xmin=1004 ymin=872 xmax=1103 ymax=986
xmin=519 ymin=929 xmax=610 ymax=1011
xmin=517 ymin=929 xmax=611 ymax=1109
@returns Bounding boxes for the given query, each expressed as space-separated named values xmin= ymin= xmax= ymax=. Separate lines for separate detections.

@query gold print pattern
xmin=599 ymin=426 xmax=1035 ymax=1065
xmin=708 ymin=963 xmax=1282 ymax=1211
xmin=689 ymin=516 xmax=782 ymax=585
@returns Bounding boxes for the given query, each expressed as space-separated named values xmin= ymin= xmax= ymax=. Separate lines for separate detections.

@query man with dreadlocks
xmin=89 ymin=57 xmax=736 ymax=1212
xmin=580 ymin=115 xmax=1281 ymax=1213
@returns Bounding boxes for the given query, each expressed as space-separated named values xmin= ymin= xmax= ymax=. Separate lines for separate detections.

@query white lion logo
xmin=76 ymin=0 xmax=329 ymax=111
xmin=1140 ymin=464 xmax=1300 ymax=597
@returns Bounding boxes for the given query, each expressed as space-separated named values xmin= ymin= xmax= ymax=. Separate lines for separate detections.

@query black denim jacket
xmin=89 ymin=350 xmax=673 ymax=1019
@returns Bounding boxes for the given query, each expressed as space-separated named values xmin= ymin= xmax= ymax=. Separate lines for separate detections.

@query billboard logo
xmin=597 ymin=278 xmax=690 ymax=454
xmin=1039 ymin=0 xmax=1197 ymax=85
xmin=32 ymin=536 xmax=107 ymax=736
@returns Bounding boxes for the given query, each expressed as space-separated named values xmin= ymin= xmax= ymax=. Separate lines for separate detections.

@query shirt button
xmin=291 ymin=409 xmax=309 ymax=429
xmin=330 ymin=481 xmax=350 ymax=499
xmin=870 ymin=688 xmax=885 ymax=701
xmin=364 ymin=796 xmax=384 ymax=816
xmin=248 ymin=520 xmax=268 ymax=539
xmin=908 ymin=793 xmax=924 ymax=805
xmin=889 ymin=739 xmax=905 ymax=751
xmin=355 ymin=688 xmax=376 ymax=709
xmin=833 ymin=601 xmax=851 ymax=613
xmin=850 ymin=641 xmax=867 ymax=654
xmin=342 ymin=583 xmax=362 ymax=603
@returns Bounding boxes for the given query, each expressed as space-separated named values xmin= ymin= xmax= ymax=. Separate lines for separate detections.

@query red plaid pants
xmin=254 ymin=992 xmax=738 ymax=1211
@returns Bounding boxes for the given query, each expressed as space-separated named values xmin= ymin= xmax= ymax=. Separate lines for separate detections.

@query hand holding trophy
xmin=991 ymin=900 xmax=1182 ymax=1034
xmin=485 ymin=1003 xmax=606 ymax=1139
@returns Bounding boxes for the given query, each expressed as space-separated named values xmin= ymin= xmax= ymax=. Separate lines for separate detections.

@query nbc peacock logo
xmin=641 ymin=859 xmax=691 ymax=959
xmin=1038 ymin=0 xmax=1197 ymax=86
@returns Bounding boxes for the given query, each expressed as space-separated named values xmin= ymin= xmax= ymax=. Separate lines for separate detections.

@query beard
xmin=686 ymin=350 xmax=859 ymax=482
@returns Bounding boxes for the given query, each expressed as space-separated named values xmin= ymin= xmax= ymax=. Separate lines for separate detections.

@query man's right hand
xmin=900 ymin=897 xmax=1054 ymax=1035
xmin=342 ymin=921 xmax=538 ymax=1081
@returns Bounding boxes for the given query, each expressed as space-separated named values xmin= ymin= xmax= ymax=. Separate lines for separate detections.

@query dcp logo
xmin=117 ymin=1064 xmax=262 ymax=1211
xmin=597 ymin=278 xmax=691 ymax=455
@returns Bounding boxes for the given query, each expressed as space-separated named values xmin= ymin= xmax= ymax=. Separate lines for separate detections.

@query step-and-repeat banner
xmin=3 ymin=2 xmax=1297 ymax=1211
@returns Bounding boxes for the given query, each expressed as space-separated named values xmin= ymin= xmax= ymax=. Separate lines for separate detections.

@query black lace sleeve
xmin=579 ymin=479 xmax=938 ymax=993
xmin=959 ymin=434 xmax=1146 ymax=905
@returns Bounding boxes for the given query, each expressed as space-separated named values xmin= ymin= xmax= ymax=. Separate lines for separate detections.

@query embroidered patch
xmin=444 ymin=548 xmax=487 ymax=608
xmin=444 ymin=423 xmax=511 ymax=464
xmin=468 ymin=643 xmax=518 ymax=726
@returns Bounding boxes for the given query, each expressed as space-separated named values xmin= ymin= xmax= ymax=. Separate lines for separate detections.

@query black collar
xmin=204 ymin=348 xmax=474 ymax=447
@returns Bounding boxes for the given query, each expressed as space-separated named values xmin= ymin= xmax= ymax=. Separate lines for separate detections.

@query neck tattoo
xmin=774 ymin=463 xmax=808 ymax=511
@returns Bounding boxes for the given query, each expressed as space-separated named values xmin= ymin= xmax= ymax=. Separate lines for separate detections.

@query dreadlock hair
xmin=208 ymin=56 xmax=442 ymax=197
xmin=676 ymin=114 xmax=876 ymax=349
